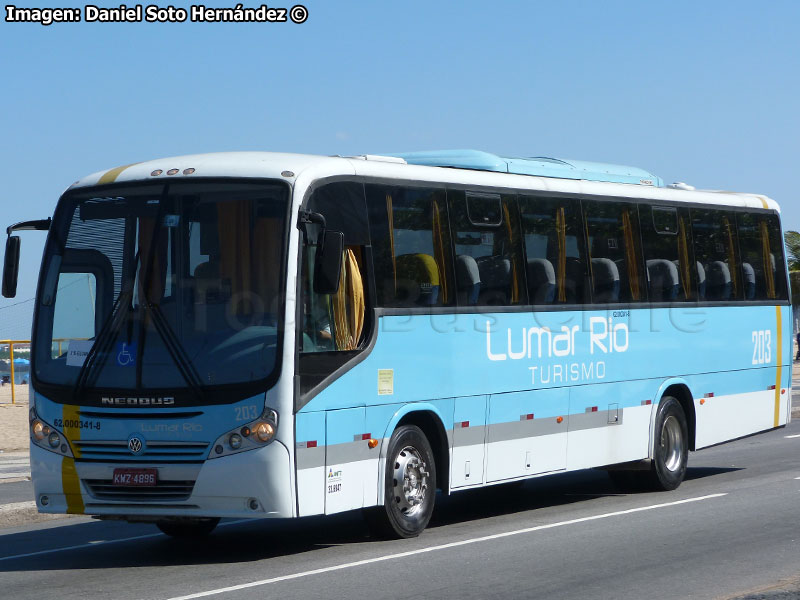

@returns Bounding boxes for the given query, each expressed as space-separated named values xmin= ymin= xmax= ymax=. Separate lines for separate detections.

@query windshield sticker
xmin=116 ymin=342 xmax=136 ymax=367
xmin=66 ymin=340 xmax=94 ymax=367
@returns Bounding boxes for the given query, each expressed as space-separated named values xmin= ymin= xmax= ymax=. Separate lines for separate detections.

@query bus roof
xmin=384 ymin=149 xmax=665 ymax=187
xmin=68 ymin=150 xmax=779 ymax=213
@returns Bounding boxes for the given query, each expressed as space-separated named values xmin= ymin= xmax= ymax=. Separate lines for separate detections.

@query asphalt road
xmin=1 ymin=420 xmax=799 ymax=600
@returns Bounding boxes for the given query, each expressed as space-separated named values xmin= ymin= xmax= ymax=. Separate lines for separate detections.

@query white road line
xmin=784 ymin=434 xmax=800 ymax=439
xmin=0 ymin=472 xmax=31 ymax=479
xmin=0 ymin=518 xmax=252 ymax=563
xmin=162 ymin=493 xmax=728 ymax=600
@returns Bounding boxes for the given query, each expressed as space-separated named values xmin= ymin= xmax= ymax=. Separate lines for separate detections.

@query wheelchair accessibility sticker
xmin=116 ymin=342 xmax=136 ymax=367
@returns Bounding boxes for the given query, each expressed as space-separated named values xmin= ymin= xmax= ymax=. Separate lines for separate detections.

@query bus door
xmin=486 ymin=388 xmax=569 ymax=482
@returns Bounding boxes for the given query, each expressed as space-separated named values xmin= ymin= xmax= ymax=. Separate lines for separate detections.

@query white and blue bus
xmin=3 ymin=149 xmax=791 ymax=538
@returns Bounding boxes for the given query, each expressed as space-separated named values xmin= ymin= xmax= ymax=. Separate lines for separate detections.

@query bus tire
xmin=156 ymin=517 xmax=220 ymax=538
xmin=647 ymin=396 xmax=689 ymax=491
xmin=364 ymin=425 xmax=436 ymax=539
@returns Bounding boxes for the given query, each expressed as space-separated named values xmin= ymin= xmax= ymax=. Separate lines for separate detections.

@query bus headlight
xmin=29 ymin=409 xmax=73 ymax=457
xmin=209 ymin=408 xmax=279 ymax=459
xmin=32 ymin=420 xmax=46 ymax=441
xmin=254 ymin=422 xmax=274 ymax=443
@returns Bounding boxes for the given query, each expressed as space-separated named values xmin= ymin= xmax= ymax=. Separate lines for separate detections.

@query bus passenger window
xmin=583 ymin=201 xmax=646 ymax=304
xmin=366 ymin=184 xmax=453 ymax=308
xmin=736 ymin=213 xmax=788 ymax=301
xmin=639 ymin=205 xmax=695 ymax=303
xmin=518 ymin=195 xmax=588 ymax=305
xmin=448 ymin=190 xmax=525 ymax=307
xmin=691 ymin=209 xmax=742 ymax=301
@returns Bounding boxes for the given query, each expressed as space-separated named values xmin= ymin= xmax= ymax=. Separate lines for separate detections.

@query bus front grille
xmin=82 ymin=478 xmax=196 ymax=501
xmin=74 ymin=440 xmax=210 ymax=462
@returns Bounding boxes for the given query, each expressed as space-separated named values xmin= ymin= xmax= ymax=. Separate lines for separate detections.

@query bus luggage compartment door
xmin=486 ymin=388 xmax=569 ymax=482
xmin=450 ymin=395 xmax=488 ymax=488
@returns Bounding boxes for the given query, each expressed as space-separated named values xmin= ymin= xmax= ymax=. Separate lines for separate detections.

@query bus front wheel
xmin=364 ymin=424 xmax=436 ymax=539
xmin=156 ymin=517 xmax=220 ymax=538
xmin=648 ymin=396 xmax=689 ymax=491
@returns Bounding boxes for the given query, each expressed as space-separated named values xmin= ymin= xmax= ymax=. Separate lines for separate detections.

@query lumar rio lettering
xmin=101 ymin=397 xmax=176 ymax=406
xmin=485 ymin=317 xmax=629 ymax=361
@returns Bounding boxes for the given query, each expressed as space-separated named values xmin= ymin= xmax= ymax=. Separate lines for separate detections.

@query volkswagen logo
xmin=128 ymin=435 xmax=145 ymax=455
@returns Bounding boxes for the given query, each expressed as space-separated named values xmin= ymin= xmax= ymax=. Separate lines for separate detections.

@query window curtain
xmin=332 ymin=247 xmax=365 ymax=350
xmin=760 ymin=219 xmax=776 ymax=299
xmin=137 ymin=217 xmax=166 ymax=304
xmin=386 ymin=193 xmax=396 ymax=296
xmin=556 ymin=207 xmax=567 ymax=302
xmin=722 ymin=216 xmax=739 ymax=297
xmin=677 ymin=216 xmax=692 ymax=298
xmin=432 ymin=200 xmax=448 ymax=304
xmin=622 ymin=209 xmax=641 ymax=301
xmin=503 ymin=203 xmax=521 ymax=304
xmin=217 ymin=200 xmax=254 ymax=315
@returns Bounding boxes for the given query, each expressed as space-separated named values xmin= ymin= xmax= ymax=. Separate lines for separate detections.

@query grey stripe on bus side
xmin=296 ymin=408 xmax=625 ymax=470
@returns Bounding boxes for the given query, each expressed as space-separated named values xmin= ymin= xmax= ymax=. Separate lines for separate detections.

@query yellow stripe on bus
xmin=98 ymin=163 xmax=138 ymax=184
xmin=61 ymin=404 xmax=85 ymax=514
xmin=774 ymin=306 xmax=783 ymax=427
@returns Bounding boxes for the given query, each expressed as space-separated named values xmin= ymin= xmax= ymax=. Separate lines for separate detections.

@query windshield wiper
xmin=145 ymin=301 xmax=206 ymax=402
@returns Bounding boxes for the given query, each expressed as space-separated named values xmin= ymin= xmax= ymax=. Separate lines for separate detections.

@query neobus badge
xmin=101 ymin=397 xmax=176 ymax=407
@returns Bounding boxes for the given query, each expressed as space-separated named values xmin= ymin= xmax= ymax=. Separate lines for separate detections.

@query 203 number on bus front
xmin=752 ymin=329 xmax=772 ymax=365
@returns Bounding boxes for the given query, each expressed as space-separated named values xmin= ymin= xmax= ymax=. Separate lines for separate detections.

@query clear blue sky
xmin=1 ymin=0 xmax=798 ymax=337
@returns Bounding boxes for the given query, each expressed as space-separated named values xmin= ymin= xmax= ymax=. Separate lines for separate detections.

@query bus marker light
xmin=183 ymin=168 xmax=195 ymax=175
xmin=281 ymin=171 xmax=295 ymax=178
xmin=704 ymin=393 xmax=714 ymax=398
xmin=368 ymin=439 xmax=379 ymax=449
xmin=641 ymin=400 xmax=652 ymax=406
xmin=768 ymin=385 xmax=776 ymax=390
xmin=699 ymin=399 xmax=705 ymax=405
xmin=361 ymin=433 xmax=372 ymax=440
xmin=306 ymin=440 xmax=317 ymax=448
xmin=215 ymin=445 xmax=223 ymax=454
xmin=461 ymin=421 xmax=470 ymax=428
xmin=150 ymin=169 xmax=163 ymax=176
xmin=521 ymin=413 xmax=534 ymax=420
xmin=557 ymin=416 xmax=564 ymax=424
xmin=167 ymin=168 xmax=179 ymax=175
xmin=589 ymin=406 xmax=598 ymax=412
xmin=782 ymin=389 xmax=786 ymax=394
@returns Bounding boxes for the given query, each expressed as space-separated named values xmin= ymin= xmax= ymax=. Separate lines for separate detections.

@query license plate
xmin=112 ymin=468 xmax=157 ymax=487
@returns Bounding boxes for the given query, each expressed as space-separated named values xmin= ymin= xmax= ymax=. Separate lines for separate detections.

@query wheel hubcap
xmin=661 ymin=415 xmax=683 ymax=472
xmin=392 ymin=445 xmax=429 ymax=516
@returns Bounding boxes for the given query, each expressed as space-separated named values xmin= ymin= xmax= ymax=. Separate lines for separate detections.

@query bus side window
xmin=518 ymin=195 xmax=588 ymax=305
xmin=300 ymin=182 xmax=369 ymax=354
xmin=639 ymin=205 xmax=696 ymax=303
xmin=691 ymin=208 xmax=742 ymax=301
xmin=366 ymin=184 xmax=454 ymax=308
xmin=583 ymin=200 xmax=647 ymax=304
xmin=448 ymin=190 xmax=525 ymax=306
xmin=736 ymin=212 xmax=788 ymax=301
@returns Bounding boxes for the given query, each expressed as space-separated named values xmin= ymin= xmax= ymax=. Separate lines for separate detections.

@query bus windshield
xmin=33 ymin=179 xmax=289 ymax=402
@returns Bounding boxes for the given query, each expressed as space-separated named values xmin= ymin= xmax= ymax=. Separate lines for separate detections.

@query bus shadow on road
xmin=0 ymin=466 xmax=741 ymax=571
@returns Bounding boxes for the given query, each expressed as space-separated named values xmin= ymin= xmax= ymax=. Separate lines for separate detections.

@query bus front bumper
xmin=30 ymin=441 xmax=295 ymax=520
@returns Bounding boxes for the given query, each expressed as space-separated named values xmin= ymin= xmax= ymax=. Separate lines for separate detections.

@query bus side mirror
xmin=2 ymin=236 xmax=20 ymax=298
xmin=313 ymin=230 xmax=344 ymax=295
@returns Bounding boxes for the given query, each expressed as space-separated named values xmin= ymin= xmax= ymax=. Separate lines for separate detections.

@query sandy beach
xmin=0 ymin=385 xmax=29 ymax=452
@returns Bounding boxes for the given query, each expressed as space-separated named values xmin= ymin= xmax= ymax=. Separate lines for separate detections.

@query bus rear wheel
xmin=364 ymin=425 xmax=436 ymax=539
xmin=156 ymin=517 xmax=220 ymax=538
